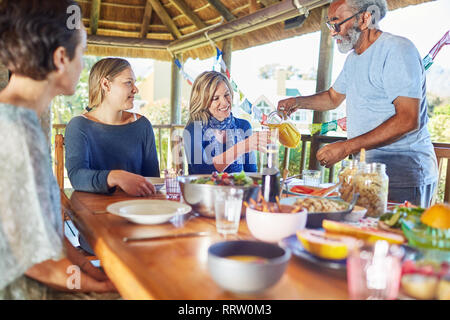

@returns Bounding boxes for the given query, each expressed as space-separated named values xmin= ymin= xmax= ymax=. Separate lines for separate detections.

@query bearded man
xmin=277 ymin=0 xmax=438 ymax=207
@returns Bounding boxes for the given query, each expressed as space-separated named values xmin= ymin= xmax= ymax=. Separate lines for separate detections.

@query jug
xmin=266 ymin=111 xmax=301 ymax=149
xmin=259 ymin=125 xmax=280 ymax=202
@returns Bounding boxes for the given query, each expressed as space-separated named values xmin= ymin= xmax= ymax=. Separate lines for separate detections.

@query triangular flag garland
xmin=174 ymin=58 xmax=194 ymax=85
xmin=320 ymin=120 xmax=338 ymax=135
xmin=172 ymin=31 xmax=448 ymax=134
xmin=310 ymin=123 xmax=323 ymax=135
xmin=423 ymin=30 xmax=449 ymax=71
xmin=337 ymin=117 xmax=347 ymax=131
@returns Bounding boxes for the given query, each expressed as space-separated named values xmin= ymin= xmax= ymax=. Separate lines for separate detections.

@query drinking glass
xmin=214 ymin=188 xmax=244 ymax=235
xmin=347 ymin=240 xmax=404 ymax=300
xmin=302 ymin=169 xmax=321 ymax=187
xmin=164 ymin=168 xmax=182 ymax=201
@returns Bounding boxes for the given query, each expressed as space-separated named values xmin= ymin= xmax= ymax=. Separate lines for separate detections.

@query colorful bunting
xmin=309 ymin=124 xmax=322 ymax=135
xmin=423 ymin=30 xmax=449 ymax=70
xmin=320 ymin=120 xmax=338 ymax=135
xmin=239 ymin=98 xmax=253 ymax=115
xmin=337 ymin=117 xmax=347 ymax=131
xmin=253 ymin=106 xmax=263 ymax=121
xmin=174 ymin=58 xmax=194 ymax=85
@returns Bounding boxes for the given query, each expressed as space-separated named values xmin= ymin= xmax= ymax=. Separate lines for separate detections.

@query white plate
xmin=106 ymin=199 xmax=191 ymax=225
xmin=145 ymin=177 xmax=165 ymax=191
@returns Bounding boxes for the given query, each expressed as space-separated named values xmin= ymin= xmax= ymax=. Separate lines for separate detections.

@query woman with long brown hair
xmin=0 ymin=0 xmax=117 ymax=299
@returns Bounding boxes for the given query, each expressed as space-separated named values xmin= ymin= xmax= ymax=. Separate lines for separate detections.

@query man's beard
xmin=334 ymin=25 xmax=362 ymax=53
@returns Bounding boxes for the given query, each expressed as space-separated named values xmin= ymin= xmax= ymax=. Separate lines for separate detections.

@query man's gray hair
xmin=346 ymin=0 xmax=388 ymax=29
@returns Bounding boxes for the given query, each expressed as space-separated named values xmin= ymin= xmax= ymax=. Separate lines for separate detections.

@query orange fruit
xmin=420 ymin=203 xmax=450 ymax=229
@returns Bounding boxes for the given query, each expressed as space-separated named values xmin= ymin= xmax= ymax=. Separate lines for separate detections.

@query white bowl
xmin=145 ymin=177 xmax=165 ymax=191
xmin=246 ymin=205 xmax=308 ymax=243
xmin=106 ymin=199 xmax=191 ymax=225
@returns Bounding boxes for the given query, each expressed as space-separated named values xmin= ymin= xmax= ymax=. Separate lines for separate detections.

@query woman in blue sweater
xmin=184 ymin=71 xmax=270 ymax=174
xmin=65 ymin=58 xmax=160 ymax=197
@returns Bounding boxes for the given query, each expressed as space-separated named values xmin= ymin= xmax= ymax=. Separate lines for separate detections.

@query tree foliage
xmin=52 ymin=56 xmax=102 ymax=124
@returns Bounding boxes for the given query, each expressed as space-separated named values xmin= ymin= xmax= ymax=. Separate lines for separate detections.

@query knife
xmin=123 ymin=231 xmax=211 ymax=243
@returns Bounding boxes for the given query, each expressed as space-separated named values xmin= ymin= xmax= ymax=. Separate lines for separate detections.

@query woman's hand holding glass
xmin=107 ymin=170 xmax=156 ymax=197
xmin=244 ymin=131 xmax=273 ymax=153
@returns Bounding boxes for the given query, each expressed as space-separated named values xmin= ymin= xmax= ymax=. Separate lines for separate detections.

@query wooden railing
xmin=51 ymin=123 xmax=450 ymax=202
xmin=51 ymin=123 xmax=350 ymax=182
xmin=152 ymin=124 xmax=185 ymax=172
xmin=282 ymin=134 xmax=347 ymax=183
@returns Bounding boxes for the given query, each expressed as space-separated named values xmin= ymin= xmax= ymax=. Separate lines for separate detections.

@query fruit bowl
xmin=401 ymin=219 xmax=450 ymax=251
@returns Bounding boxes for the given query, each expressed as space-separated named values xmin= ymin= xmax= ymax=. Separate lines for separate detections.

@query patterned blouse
xmin=0 ymin=104 xmax=64 ymax=299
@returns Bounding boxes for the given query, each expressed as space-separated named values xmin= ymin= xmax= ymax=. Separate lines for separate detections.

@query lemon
xmin=420 ymin=203 xmax=450 ymax=229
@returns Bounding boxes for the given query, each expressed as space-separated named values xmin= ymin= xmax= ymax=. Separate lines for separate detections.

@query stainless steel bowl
xmin=178 ymin=174 xmax=260 ymax=218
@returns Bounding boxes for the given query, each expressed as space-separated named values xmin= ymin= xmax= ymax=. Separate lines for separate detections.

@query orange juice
xmin=267 ymin=122 xmax=301 ymax=148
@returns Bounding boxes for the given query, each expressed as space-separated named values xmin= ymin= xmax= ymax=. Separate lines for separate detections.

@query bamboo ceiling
xmin=79 ymin=0 xmax=434 ymax=61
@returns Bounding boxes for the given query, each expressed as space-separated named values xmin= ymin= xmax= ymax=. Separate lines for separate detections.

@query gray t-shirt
xmin=333 ymin=32 xmax=438 ymax=187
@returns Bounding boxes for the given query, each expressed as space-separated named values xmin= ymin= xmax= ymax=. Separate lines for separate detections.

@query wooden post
xmin=55 ymin=133 xmax=65 ymax=190
xmin=90 ymin=0 xmax=101 ymax=35
xmin=170 ymin=54 xmax=182 ymax=125
xmin=249 ymin=0 xmax=258 ymax=13
xmin=308 ymin=5 xmax=334 ymax=171
xmin=0 ymin=63 xmax=8 ymax=91
xmin=221 ymin=38 xmax=232 ymax=73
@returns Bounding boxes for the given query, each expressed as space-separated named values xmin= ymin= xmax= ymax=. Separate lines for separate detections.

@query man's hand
xmin=277 ymin=97 xmax=298 ymax=117
xmin=277 ymin=89 xmax=345 ymax=118
xmin=316 ymin=141 xmax=350 ymax=168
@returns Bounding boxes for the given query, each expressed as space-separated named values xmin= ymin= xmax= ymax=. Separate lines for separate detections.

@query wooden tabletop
xmin=66 ymin=189 xmax=349 ymax=300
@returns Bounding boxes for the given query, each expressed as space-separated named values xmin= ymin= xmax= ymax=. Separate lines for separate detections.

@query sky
xmin=129 ymin=0 xmax=450 ymax=97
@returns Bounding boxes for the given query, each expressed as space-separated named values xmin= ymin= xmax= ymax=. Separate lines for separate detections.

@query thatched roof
xmin=80 ymin=0 xmax=434 ymax=61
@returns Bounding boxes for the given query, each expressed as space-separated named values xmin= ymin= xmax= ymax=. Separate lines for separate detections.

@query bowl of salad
xmin=178 ymin=171 xmax=260 ymax=218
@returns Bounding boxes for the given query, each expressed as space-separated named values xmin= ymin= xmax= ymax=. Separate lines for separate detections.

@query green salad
xmin=191 ymin=171 xmax=254 ymax=187
xmin=379 ymin=206 xmax=425 ymax=229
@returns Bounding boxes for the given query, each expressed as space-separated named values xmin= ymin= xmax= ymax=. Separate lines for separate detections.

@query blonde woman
xmin=183 ymin=71 xmax=270 ymax=174
xmin=65 ymin=58 xmax=159 ymax=197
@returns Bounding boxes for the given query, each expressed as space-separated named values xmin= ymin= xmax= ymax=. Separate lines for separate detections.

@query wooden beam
xmin=87 ymin=35 xmax=170 ymax=50
xmin=148 ymin=0 xmax=182 ymax=39
xmin=169 ymin=0 xmax=325 ymax=54
xmin=171 ymin=0 xmax=206 ymax=30
xmin=206 ymin=0 xmax=236 ymax=21
xmin=249 ymin=0 xmax=259 ymax=13
xmin=221 ymin=39 xmax=232 ymax=73
xmin=259 ymin=0 xmax=279 ymax=7
xmin=140 ymin=0 xmax=153 ymax=39
xmin=90 ymin=0 xmax=101 ymax=35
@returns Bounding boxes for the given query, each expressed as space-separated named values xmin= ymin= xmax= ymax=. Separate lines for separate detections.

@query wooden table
xmin=66 ymin=189 xmax=348 ymax=300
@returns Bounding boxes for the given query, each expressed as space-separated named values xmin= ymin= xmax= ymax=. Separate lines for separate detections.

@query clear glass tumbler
xmin=347 ymin=240 xmax=404 ymax=300
xmin=214 ymin=188 xmax=244 ymax=235
xmin=164 ymin=168 xmax=182 ymax=201
xmin=303 ymin=169 xmax=321 ymax=187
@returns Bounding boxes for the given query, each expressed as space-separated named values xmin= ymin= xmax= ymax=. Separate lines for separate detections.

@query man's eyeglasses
xmin=326 ymin=10 xmax=364 ymax=33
